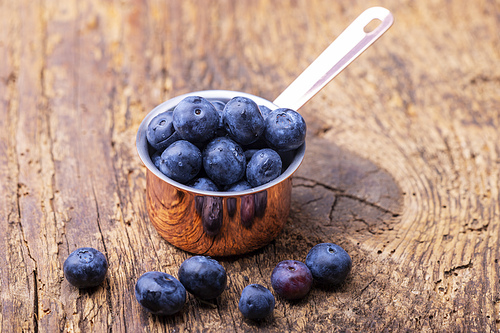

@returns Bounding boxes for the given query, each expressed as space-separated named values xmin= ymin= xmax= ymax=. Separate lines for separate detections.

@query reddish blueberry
xmin=271 ymin=260 xmax=312 ymax=300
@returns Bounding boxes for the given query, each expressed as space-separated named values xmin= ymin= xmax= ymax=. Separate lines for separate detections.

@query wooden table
xmin=1 ymin=0 xmax=499 ymax=331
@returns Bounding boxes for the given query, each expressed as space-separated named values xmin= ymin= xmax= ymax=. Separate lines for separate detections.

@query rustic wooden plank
xmin=0 ymin=1 xmax=38 ymax=331
xmin=1 ymin=0 xmax=500 ymax=331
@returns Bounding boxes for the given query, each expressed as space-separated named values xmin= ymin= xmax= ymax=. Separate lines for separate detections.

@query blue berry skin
xmin=147 ymin=111 xmax=179 ymax=151
xmin=258 ymin=105 xmax=273 ymax=120
xmin=203 ymin=137 xmax=246 ymax=186
xmin=246 ymin=148 xmax=282 ymax=188
xmin=173 ymin=96 xmax=219 ymax=143
xmin=225 ymin=180 xmax=251 ymax=217
xmin=151 ymin=150 xmax=162 ymax=169
xmin=135 ymin=271 xmax=186 ymax=316
xmin=244 ymin=149 xmax=259 ymax=161
xmin=271 ymin=260 xmax=313 ymax=300
xmin=305 ymin=243 xmax=352 ymax=286
xmin=264 ymin=108 xmax=306 ymax=152
xmin=178 ymin=256 xmax=227 ymax=300
xmin=63 ymin=247 xmax=108 ymax=288
xmin=188 ymin=177 xmax=220 ymax=192
xmin=238 ymin=284 xmax=275 ymax=320
xmin=210 ymin=100 xmax=226 ymax=136
xmin=223 ymin=96 xmax=265 ymax=145
xmin=159 ymin=140 xmax=202 ymax=184
xmin=225 ymin=180 xmax=252 ymax=192
xmin=225 ymin=181 xmax=254 ymax=226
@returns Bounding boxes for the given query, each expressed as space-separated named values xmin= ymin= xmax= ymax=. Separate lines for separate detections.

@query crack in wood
xmin=444 ymin=260 xmax=473 ymax=277
xmin=294 ymin=176 xmax=400 ymax=217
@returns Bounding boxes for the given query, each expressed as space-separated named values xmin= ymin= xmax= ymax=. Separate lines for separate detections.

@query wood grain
xmin=1 ymin=0 xmax=499 ymax=331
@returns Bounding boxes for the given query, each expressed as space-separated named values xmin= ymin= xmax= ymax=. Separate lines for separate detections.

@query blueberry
xmin=225 ymin=180 xmax=251 ymax=192
xmin=201 ymin=196 xmax=224 ymax=236
xmin=258 ymin=105 xmax=273 ymax=120
xmin=203 ymin=137 xmax=246 ymax=186
xmin=270 ymin=260 xmax=313 ymax=300
xmin=63 ymin=247 xmax=108 ymax=288
xmin=187 ymin=177 xmax=219 ymax=192
xmin=178 ymin=256 xmax=227 ymax=300
xmin=246 ymin=148 xmax=282 ymax=187
xmin=223 ymin=96 xmax=265 ymax=145
xmin=173 ymin=96 xmax=219 ymax=143
xmin=151 ymin=150 xmax=162 ymax=169
xmin=225 ymin=180 xmax=252 ymax=217
xmin=264 ymin=108 xmax=306 ymax=151
xmin=238 ymin=284 xmax=275 ymax=320
xmin=244 ymin=149 xmax=259 ymax=161
xmin=211 ymin=100 xmax=226 ymax=135
xmin=187 ymin=177 xmax=220 ymax=215
xmin=147 ymin=111 xmax=180 ymax=151
xmin=135 ymin=271 xmax=186 ymax=316
xmin=211 ymin=100 xmax=226 ymax=114
xmin=305 ymin=243 xmax=352 ymax=285
xmin=158 ymin=140 xmax=202 ymax=183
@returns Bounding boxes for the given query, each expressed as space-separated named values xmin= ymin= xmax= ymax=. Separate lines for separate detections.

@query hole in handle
xmin=363 ymin=18 xmax=382 ymax=33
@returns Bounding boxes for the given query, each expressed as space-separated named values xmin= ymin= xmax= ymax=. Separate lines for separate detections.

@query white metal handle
xmin=273 ymin=7 xmax=394 ymax=110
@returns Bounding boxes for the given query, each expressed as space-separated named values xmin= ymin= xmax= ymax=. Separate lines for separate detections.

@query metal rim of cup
xmin=136 ymin=90 xmax=306 ymax=197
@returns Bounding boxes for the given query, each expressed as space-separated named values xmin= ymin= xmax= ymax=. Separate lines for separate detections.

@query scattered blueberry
xmin=246 ymin=148 xmax=282 ymax=187
xmin=147 ymin=111 xmax=178 ymax=151
xmin=271 ymin=260 xmax=313 ymax=300
xmin=238 ymin=284 xmax=275 ymax=320
xmin=135 ymin=271 xmax=186 ymax=316
xmin=178 ymin=256 xmax=227 ymax=300
xmin=264 ymin=108 xmax=306 ymax=151
xmin=173 ymin=96 xmax=219 ymax=143
xmin=63 ymin=247 xmax=108 ymax=288
xmin=158 ymin=140 xmax=202 ymax=184
xmin=203 ymin=137 xmax=246 ymax=186
xmin=223 ymin=96 xmax=265 ymax=145
xmin=305 ymin=243 xmax=352 ymax=286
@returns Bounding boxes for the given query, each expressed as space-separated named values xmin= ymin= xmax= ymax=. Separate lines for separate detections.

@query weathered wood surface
xmin=1 ymin=0 xmax=499 ymax=331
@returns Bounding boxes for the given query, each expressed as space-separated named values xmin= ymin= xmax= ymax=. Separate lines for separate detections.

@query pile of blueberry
xmin=63 ymin=242 xmax=352 ymax=320
xmin=146 ymin=95 xmax=306 ymax=191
